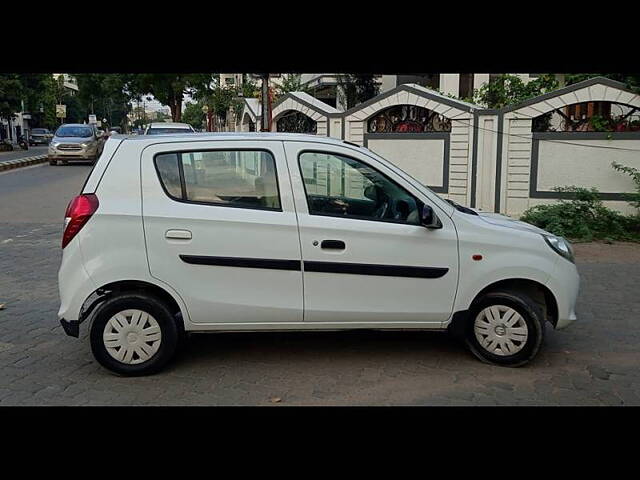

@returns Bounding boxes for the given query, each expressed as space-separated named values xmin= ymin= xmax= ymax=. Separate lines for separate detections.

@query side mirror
xmin=421 ymin=205 xmax=442 ymax=229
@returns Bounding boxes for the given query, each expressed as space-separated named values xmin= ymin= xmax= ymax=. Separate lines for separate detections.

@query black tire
xmin=464 ymin=291 xmax=545 ymax=367
xmin=89 ymin=293 xmax=181 ymax=376
xmin=49 ymin=159 xmax=57 ymax=166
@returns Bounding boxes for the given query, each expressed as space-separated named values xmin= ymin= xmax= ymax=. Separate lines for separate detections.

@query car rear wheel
xmin=465 ymin=291 xmax=545 ymax=367
xmin=49 ymin=159 xmax=57 ymax=166
xmin=89 ymin=293 xmax=180 ymax=376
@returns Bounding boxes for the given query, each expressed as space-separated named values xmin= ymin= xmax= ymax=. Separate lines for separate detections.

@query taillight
xmin=62 ymin=194 xmax=99 ymax=248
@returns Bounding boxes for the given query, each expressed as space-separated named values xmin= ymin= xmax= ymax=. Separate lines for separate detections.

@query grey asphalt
xmin=0 ymin=146 xmax=49 ymax=163
xmin=1 ymin=163 xmax=639 ymax=405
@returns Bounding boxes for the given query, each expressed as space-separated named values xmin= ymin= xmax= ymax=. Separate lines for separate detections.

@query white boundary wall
xmin=264 ymin=78 xmax=640 ymax=218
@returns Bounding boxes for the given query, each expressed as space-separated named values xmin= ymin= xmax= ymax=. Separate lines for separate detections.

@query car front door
xmin=141 ymin=140 xmax=303 ymax=325
xmin=284 ymin=142 xmax=459 ymax=326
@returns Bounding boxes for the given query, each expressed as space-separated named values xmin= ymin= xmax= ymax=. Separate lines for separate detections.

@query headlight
xmin=542 ymin=234 xmax=574 ymax=263
xmin=50 ymin=141 xmax=60 ymax=148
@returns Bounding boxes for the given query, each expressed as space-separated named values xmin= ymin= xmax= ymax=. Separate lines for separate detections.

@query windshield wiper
xmin=445 ymin=198 xmax=478 ymax=215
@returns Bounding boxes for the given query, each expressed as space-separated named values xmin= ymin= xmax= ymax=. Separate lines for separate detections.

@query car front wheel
xmin=465 ymin=291 xmax=545 ymax=367
xmin=89 ymin=293 xmax=180 ymax=376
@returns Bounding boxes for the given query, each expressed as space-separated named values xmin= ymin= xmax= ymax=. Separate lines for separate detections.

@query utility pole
xmin=260 ymin=73 xmax=271 ymax=132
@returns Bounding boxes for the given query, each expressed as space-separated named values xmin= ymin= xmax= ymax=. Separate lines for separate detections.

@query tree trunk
xmin=168 ymin=88 xmax=183 ymax=122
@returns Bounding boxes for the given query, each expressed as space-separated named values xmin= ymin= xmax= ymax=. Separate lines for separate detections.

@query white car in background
xmin=57 ymin=133 xmax=579 ymax=376
xmin=143 ymin=122 xmax=195 ymax=135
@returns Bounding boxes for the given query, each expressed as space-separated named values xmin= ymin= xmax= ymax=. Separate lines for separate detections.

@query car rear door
xmin=284 ymin=141 xmax=459 ymax=326
xmin=141 ymin=139 xmax=303 ymax=325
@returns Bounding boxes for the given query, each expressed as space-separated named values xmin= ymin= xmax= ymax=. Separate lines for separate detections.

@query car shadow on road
xmin=172 ymin=329 xmax=470 ymax=369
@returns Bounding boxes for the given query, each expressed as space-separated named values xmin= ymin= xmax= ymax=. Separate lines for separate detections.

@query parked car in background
xmin=29 ymin=128 xmax=54 ymax=145
xmin=48 ymin=124 xmax=104 ymax=166
xmin=109 ymin=127 xmax=122 ymax=135
xmin=143 ymin=122 xmax=195 ymax=135
xmin=57 ymin=133 xmax=579 ymax=375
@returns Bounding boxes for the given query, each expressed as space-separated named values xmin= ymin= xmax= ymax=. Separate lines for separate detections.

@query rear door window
xmin=154 ymin=149 xmax=281 ymax=211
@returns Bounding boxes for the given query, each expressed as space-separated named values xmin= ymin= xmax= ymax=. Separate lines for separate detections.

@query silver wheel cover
xmin=474 ymin=305 xmax=529 ymax=356
xmin=103 ymin=309 xmax=162 ymax=364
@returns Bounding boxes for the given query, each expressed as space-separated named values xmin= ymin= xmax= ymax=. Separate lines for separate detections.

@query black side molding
xmin=179 ymin=255 xmax=302 ymax=271
xmin=179 ymin=255 xmax=449 ymax=279
xmin=305 ymin=261 xmax=448 ymax=278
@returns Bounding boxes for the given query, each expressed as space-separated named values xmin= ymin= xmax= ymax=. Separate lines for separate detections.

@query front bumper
xmin=545 ymin=257 xmax=580 ymax=329
xmin=48 ymin=153 xmax=96 ymax=161
xmin=48 ymin=146 xmax=97 ymax=160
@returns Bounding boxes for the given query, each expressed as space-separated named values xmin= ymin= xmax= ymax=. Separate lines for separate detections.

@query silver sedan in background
xmin=48 ymin=124 xmax=104 ymax=166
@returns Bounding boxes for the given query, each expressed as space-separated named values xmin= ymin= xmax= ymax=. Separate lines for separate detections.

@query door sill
xmin=185 ymin=321 xmax=446 ymax=332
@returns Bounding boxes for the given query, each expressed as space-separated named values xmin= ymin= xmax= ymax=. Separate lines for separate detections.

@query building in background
xmin=52 ymin=74 xmax=79 ymax=96
xmin=299 ymin=74 xmax=541 ymax=110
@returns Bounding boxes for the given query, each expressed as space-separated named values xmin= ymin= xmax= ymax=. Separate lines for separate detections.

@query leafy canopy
xmin=473 ymin=74 xmax=559 ymax=109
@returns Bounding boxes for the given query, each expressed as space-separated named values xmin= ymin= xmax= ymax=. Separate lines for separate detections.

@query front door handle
xmin=321 ymin=240 xmax=345 ymax=250
xmin=165 ymin=229 xmax=192 ymax=240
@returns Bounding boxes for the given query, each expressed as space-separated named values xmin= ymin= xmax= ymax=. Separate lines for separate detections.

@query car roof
xmin=58 ymin=123 xmax=94 ymax=127
xmin=147 ymin=122 xmax=193 ymax=129
xmin=111 ymin=132 xmax=356 ymax=148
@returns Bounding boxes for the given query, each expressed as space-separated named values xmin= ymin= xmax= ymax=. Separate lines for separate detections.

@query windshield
xmin=146 ymin=127 xmax=193 ymax=135
xmin=55 ymin=126 xmax=93 ymax=138
xmin=32 ymin=129 xmax=48 ymax=134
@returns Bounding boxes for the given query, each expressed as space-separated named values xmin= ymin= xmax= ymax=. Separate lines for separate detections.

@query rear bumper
xmin=60 ymin=318 xmax=79 ymax=337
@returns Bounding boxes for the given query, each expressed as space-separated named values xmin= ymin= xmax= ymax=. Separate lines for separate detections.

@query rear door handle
xmin=321 ymin=240 xmax=345 ymax=250
xmin=165 ymin=229 xmax=192 ymax=240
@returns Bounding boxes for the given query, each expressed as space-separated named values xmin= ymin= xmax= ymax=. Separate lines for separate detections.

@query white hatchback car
xmin=143 ymin=122 xmax=195 ymax=135
xmin=58 ymin=133 xmax=579 ymax=375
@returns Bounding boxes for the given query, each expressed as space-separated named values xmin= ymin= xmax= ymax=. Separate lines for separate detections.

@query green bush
xmin=520 ymin=187 xmax=638 ymax=242
xmin=612 ymin=161 xmax=640 ymax=210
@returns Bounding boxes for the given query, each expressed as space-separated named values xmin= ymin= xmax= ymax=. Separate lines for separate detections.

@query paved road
xmin=1 ymin=163 xmax=640 ymax=405
xmin=0 ymin=146 xmax=48 ymax=163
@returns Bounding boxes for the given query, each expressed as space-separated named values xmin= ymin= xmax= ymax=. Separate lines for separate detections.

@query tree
xmin=74 ymin=74 xmax=133 ymax=129
xmin=565 ymin=73 xmax=640 ymax=94
xmin=205 ymin=85 xmax=237 ymax=131
xmin=336 ymin=74 xmax=380 ymax=109
xmin=239 ymin=76 xmax=259 ymax=98
xmin=40 ymin=76 xmax=59 ymax=129
xmin=0 ymin=74 xmax=23 ymax=124
xmin=275 ymin=74 xmax=310 ymax=99
xmin=182 ymin=102 xmax=205 ymax=130
xmin=473 ymin=74 xmax=559 ymax=109
xmin=129 ymin=74 xmax=214 ymax=122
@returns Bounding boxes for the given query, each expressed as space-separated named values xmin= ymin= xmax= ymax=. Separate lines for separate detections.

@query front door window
xmin=298 ymin=151 xmax=422 ymax=225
